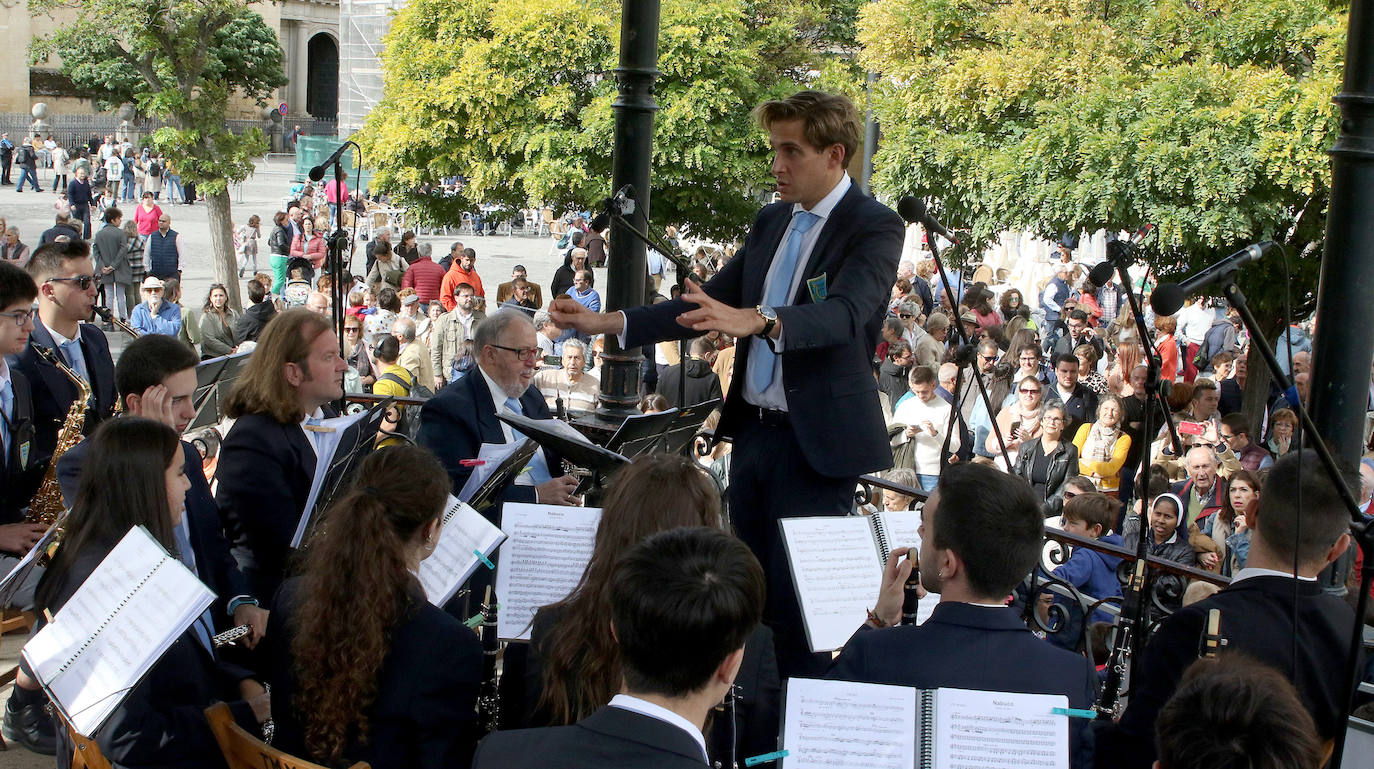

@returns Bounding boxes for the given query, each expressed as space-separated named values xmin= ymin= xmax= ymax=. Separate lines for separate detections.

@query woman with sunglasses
xmin=1012 ymin=402 xmax=1080 ymax=516
xmin=990 ymin=375 xmax=1045 ymax=458
xmin=342 ymin=315 xmax=376 ymax=391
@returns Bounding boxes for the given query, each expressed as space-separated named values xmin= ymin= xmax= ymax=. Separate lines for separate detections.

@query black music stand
xmin=463 ymin=439 xmax=539 ymax=515
xmin=606 ymin=408 xmax=680 ymax=457
xmin=498 ymin=412 xmax=630 ymax=499
xmin=188 ymin=351 xmax=253 ymax=431
xmin=290 ymin=401 xmax=390 ymax=548
xmin=656 ymin=399 xmax=721 ymax=456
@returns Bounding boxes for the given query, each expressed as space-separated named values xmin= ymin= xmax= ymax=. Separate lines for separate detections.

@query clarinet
xmin=900 ymin=553 xmax=921 ymax=626
xmin=476 ymin=586 xmax=502 ymax=735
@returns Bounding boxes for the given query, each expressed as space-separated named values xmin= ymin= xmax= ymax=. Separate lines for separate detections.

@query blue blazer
xmin=0 ymin=368 xmax=39 ymax=528
xmin=59 ymin=439 xmax=255 ymax=618
xmin=214 ymin=413 xmax=317 ymax=600
xmin=829 ymin=601 xmax=1098 ymax=768
xmin=622 ymin=184 xmax=904 ymax=478
xmin=416 ymin=369 xmax=564 ymax=512
xmin=13 ymin=316 xmax=117 ymax=466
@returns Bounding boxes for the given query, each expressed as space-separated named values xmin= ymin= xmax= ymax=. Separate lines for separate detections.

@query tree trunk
xmin=205 ymin=188 xmax=242 ymax=311
xmin=1240 ymin=342 xmax=1272 ymax=434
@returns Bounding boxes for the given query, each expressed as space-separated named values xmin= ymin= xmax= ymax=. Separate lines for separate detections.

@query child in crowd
xmin=1053 ymin=492 xmax=1124 ymax=624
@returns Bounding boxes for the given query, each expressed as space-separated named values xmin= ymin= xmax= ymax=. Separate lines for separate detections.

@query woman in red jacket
xmin=306 ymin=214 xmax=329 ymax=271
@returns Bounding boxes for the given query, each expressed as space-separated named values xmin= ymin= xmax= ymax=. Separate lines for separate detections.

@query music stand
xmin=290 ymin=400 xmax=390 ymax=548
xmin=498 ymin=412 xmax=630 ymax=499
xmin=657 ymin=399 xmax=721 ymax=456
xmin=188 ymin=352 xmax=253 ymax=431
xmin=463 ymin=439 xmax=540 ymax=515
xmin=606 ymin=408 xmax=680 ymax=457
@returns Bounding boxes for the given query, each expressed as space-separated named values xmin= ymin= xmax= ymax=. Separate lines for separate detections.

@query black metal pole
xmin=861 ymin=71 xmax=878 ymax=195
xmin=1309 ymin=0 xmax=1374 ymax=475
xmin=597 ymin=0 xmax=660 ymax=415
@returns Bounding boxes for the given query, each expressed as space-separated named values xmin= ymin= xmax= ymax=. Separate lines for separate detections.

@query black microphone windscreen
xmin=1088 ymin=260 xmax=1116 ymax=288
xmin=953 ymin=343 xmax=977 ymax=366
xmin=896 ymin=197 xmax=925 ymax=225
xmin=1150 ymin=283 xmax=1185 ymax=317
xmin=588 ymin=211 xmax=610 ymax=232
xmin=308 ymin=165 xmax=326 ymax=182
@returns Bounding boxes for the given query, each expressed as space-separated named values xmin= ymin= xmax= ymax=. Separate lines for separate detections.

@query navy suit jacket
xmin=473 ymin=706 xmax=708 ymax=769
xmin=416 ymin=368 xmax=564 ymax=512
xmin=0 ymin=368 xmax=39 ymax=529
xmin=621 ymin=183 xmax=904 ymax=478
xmin=13 ymin=316 xmax=117 ymax=473
xmin=214 ymin=413 xmax=317 ymax=600
xmin=58 ymin=438 xmax=254 ymax=619
xmin=1094 ymin=575 xmax=1353 ymax=769
xmin=829 ymin=601 xmax=1098 ymax=768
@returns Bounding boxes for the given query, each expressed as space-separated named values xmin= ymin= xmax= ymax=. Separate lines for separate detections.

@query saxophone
xmin=25 ymin=346 xmax=93 ymax=526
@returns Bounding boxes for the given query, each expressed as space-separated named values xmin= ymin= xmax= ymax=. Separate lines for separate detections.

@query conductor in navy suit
xmin=829 ymin=464 xmax=1098 ymax=768
xmin=550 ymin=91 xmax=904 ymax=675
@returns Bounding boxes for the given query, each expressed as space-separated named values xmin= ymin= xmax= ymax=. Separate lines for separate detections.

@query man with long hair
xmin=214 ymin=308 xmax=348 ymax=600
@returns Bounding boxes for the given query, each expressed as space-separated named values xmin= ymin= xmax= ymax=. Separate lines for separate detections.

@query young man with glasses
xmin=14 ymin=241 xmax=118 ymax=479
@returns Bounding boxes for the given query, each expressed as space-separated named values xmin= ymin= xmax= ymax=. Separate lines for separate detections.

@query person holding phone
xmin=891 ymin=366 xmax=958 ymax=492
xmin=990 ymin=375 xmax=1045 ymax=459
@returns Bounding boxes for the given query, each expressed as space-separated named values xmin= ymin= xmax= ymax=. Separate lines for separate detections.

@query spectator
xmin=304 ymin=291 xmax=329 ymax=316
xmin=394 ymin=316 xmax=436 ymax=392
xmin=1075 ymin=343 xmax=1108 ymax=395
xmin=394 ymin=230 xmax=418 ymax=263
xmin=1047 ymin=353 xmax=1099 ymax=439
xmin=50 ymin=140 xmax=69 ymax=194
xmin=302 ymin=214 xmax=327 ymax=273
xmin=569 ymin=269 xmax=600 ymax=313
xmin=365 ymin=288 xmax=402 ymax=346
xmin=101 ymin=146 xmax=123 ymax=202
xmin=143 ymin=212 xmax=183 ymax=281
xmin=439 ymin=247 xmax=485 ymax=311
xmin=343 ymin=315 xmax=375 ymax=391
xmin=0 ymin=133 xmax=12 ymax=185
xmin=496 ymin=265 xmax=544 ymax=309
xmin=1207 ymin=468 xmax=1260 ymax=576
xmin=122 ymin=219 xmax=145 ymax=295
xmin=532 ymin=338 xmax=600 ymax=412
xmin=657 ymin=336 xmax=722 ymax=409
xmin=232 ymin=279 xmax=276 ymax=345
xmin=322 ymin=169 xmax=349 ymax=224
xmin=366 ymin=240 xmax=408 ymax=293
xmin=128 ymin=277 xmax=183 ymax=337
xmin=1013 ymin=401 xmax=1080 ymax=516
xmin=1170 ymin=444 xmax=1228 ymax=535
xmin=401 ymin=242 xmax=446 ymax=304
xmin=878 ymin=341 xmax=912 ymax=410
xmin=1073 ymin=396 xmax=1131 ymax=497
xmin=991 ymin=374 xmax=1044 ymax=458
xmin=38 ymin=213 xmax=82 ymax=246
xmin=1265 ymin=408 xmax=1298 ymax=457
xmin=142 ymin=152 xmax=164 ymax=200
xmin=1153 ymin=314 xmax=1180 ymax=382
xmin=266 ymin=210 xmax=291 ymax=294
xmin=370 ymin=336 xmax=413 ymax=399
xmin=550 ymin=247 xmax=586 ymax=299
xmin=534 ymin=311 xmax=561 ymax=359
xmin=236 ymin=215 xmax=261 ymax=278
xmin=1176 ymin=298 xmax=1214 ymax=382
xmin=92 ymin=207 xmax=133 ymax=321
xmin=431 ymin=283 xmax=485 ymax=386
xmin=133 ymin=192 xmax=163 ymax=237
xmin=891 ymin=366 xmax=958 ymax=491
xmin=198 ymin=283 xmax=239 ymax=360
xmin=365 ymin=227 xmax=392 ymax=276
xmin=1052 ymin=309 xmax=1103 ymax=361
xmin=13 ymin=137 xmax=39 ymax=194
xmin=1 ymin=227 xmax=30 ymax=268
xmin=1216 ymin=413 xmax=1272 ymax=472
xmin=1049 ymin=491 xmax=1123 ymax=626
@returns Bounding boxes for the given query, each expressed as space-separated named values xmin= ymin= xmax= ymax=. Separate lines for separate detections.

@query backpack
xmin=147 ymin=161 xmax=162 ymax=177
xmin=15 ymin=146 xmax=32 ymax=166
xmin=376 ymin=372 xmax=433 ymax=438
xmin=94 ymin=166 xmax=108 ymax=186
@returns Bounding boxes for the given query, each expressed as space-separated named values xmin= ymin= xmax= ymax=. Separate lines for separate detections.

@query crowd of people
xmin=0 ymin=89 xmax=1362 ymax=769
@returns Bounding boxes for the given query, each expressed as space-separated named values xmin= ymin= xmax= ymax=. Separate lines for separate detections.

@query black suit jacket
xmin=37 ymin=538 xmax=258 ymax=769
xmin=622 ymin=183 xmax=903 ymax=478
xmin=1049 ymin=383 xmax=1099 ymax=441
xmin=14 ymin=316 xmax=117 ymax=471
xmin=0 ymin=368 xmax=39 ymax=529
xmin=1094 ymin=575 xmax=1353 ymax=769
xmin=829 ymin=601 xmax=1098 ymax=769
xmin=658 ymin=358 xmax=723 ymax=410
xmin=264 ymin=578 xmax=484 ymax=769
xmin=58 ymin=439 xmax=254 ymax=619
xmin=416 ymin=369 xmax=564 ymax=510
xmin=473 ymin=706 xmax=708 ymax=769
xmin=214 ymin=413 xmax=317 ymax=600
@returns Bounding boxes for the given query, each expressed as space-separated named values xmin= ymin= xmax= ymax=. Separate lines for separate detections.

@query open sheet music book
xmin=493 ymin=503 xmax=601 ymax=641
xmin=780 ymin=679 xmax=1069 ymax=769
xmin=417 ymin=495 xmax=507 ymax=606
xmin=22 ymin=526 xmax=214 ymax=737
xmin=0 ymin=512 xmax=66 ymax=607
xmin=778 ymin=512 xmax=923 ymax=652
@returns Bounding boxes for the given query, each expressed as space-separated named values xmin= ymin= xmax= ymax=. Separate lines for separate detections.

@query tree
xmin=858 ymin=0 xmax=1346 ymax=415
xmin=30 ymin=0 xmax=286 ymax=309
xmin=360 ymin=0 xmax=855 ymax=242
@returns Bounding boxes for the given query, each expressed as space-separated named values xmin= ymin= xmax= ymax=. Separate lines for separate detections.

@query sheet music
xmin=457 ymin=442 xmax=528 ymax=502
xmin=880 ymin=511 xmax=923 ymax=555
xmin=780 ymin=678 xmax=917 ymax=769
xmin=915 ymin=592 xmax=940 ymax=626
xmin=292 ymin=410 xmax=374 ymax=547
xmin=493 ymin=504 xmax=601 ymax=641
xmin=417 ymin=495 xmax=507 ymax=606
xmin=22 ymin=527 xmax=214 ymax=736
xmin=933 ymin=688 xmax=1068 ymax=769
xmin=0 ymin=513 xmax=65 ymax=607
xmin=779 ymin=517 xmax=883 ymax=652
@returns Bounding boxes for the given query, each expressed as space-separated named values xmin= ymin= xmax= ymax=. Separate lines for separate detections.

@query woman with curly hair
xmin=263 ymin=445 xmax=482 ymax=769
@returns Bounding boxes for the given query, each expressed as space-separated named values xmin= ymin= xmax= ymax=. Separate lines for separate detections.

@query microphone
xmin=1149 ymin=241 xmax=1275 ymax=316
xmin=308 ymin=141 xmax=355 ymax=182
xmin=896 ymin=197 xmax=957 ymax=243
xmin=588 ymin=204 xmax=611 ymax=233
xmin=588 ymin=185 xmax=638 ymax=232
xmin=1089 ymin=225 xmax=1154 ymax=287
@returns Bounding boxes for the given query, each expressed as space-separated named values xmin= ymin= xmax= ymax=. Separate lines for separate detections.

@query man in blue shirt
xmin=128 ymin=276 xmax=184 ymax=337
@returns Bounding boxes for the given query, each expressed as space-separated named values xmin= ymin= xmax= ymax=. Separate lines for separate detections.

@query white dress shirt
xmin=1231 ymin=566 xmax=1316 ymax=584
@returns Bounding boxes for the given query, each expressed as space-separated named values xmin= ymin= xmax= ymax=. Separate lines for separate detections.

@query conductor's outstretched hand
xmin=676 ymin=278 xmax=766 ymax=338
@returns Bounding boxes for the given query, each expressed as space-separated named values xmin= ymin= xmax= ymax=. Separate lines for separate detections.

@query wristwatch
xmin=755 ymin=305 xmax=777 ymax=338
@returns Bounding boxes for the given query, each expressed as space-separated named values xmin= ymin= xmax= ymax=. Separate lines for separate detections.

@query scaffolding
xmin=338 ymin=0 xmax=407 ymax=136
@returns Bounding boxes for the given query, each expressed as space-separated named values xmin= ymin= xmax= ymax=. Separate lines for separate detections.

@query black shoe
xmin=2 ymin=696 xmax=58 ymax=755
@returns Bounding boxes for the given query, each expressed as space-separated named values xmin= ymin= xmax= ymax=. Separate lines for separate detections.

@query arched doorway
xmin=307 ymin=33 xmax=338 ymax=121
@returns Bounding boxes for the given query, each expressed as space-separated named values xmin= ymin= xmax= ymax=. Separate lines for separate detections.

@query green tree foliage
xmin=361 ymin=0 xmax=855 ymax=241
xmin=859 ymin=0 xmax=1345 ymax=324
xmin=30 ymin=0 xmax=286 ymax=308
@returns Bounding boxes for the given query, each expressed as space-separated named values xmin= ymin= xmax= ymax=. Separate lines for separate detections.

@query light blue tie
xmin=0 ymin=378 xmax=12 ymax=457
xmin=504 ymin=397 xmax=553 ymax=484
xmin=750 ymin=211 xmax=820 ymax=392
xmin=173 ymin=520 xmax=217 ymax=656
xmin=58 ymin=339 xmax=89 ymax=384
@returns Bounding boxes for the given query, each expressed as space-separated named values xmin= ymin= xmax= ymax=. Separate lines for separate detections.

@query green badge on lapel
xmin=19 ymin=440 xmax=30 ymax=470
xmin=806 ymin=273 xmax=828 ymax=303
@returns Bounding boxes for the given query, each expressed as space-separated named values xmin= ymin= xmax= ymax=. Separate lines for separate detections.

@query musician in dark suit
xmin=214 ymin=309 xmax=348 ymax=600
xmin=417 ymin=309 xmax=579 ymax=510
xmin=0 ymin=261 xmax=45 ymax=561
xmin=829 ymin=463 xmax=1098 ymax=769
xmin=32 ymin=418 xmax=268 ymax=768
xmin=550 ymin=91 xmax=904 ymax=676
xmin=474 ymin=526 xmax=765 ymax=769
xmin=55 ymin=335 xmax=267 ymax=641
xmin=264 ymin=445 xmax=483 ymax=769
xmin=13 ymin=241 xmax=117 ymax=497
xmin=1094 ymin=449 xmax=1355 ymax=769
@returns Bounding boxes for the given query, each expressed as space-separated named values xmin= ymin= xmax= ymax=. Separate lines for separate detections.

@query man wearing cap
xmin=144 ymin=212 xmax=183 ymax=281
xmin=129 ymin=277 xmax=183 ymax=337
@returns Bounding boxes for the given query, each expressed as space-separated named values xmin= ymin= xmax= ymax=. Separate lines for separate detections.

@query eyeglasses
xmin=489 ymin=343 xmax=541 ymax=362
xmin=344 ymin=326 xmax=361 ymax=334
xmin=1062 ymin=491 xmax=1079 ymax=500
xmin=1043 ymin=415 xmax=1064 ymax=422
xmin=46 ymin=274 xmax=97 ymax=290
xmin=0 ymin=308 xmax=35 ymax=327
xmin=898 ymin=313 xmax=913 ymax=319
xmin=1019 ymin=388 xmax=1041 ymax=394
xmin=981 ymin=354 xmax=998 ymax=362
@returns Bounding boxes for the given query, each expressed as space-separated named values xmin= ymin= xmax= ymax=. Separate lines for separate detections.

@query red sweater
xmin=402 ymin=256 xmax=447 ymax=303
